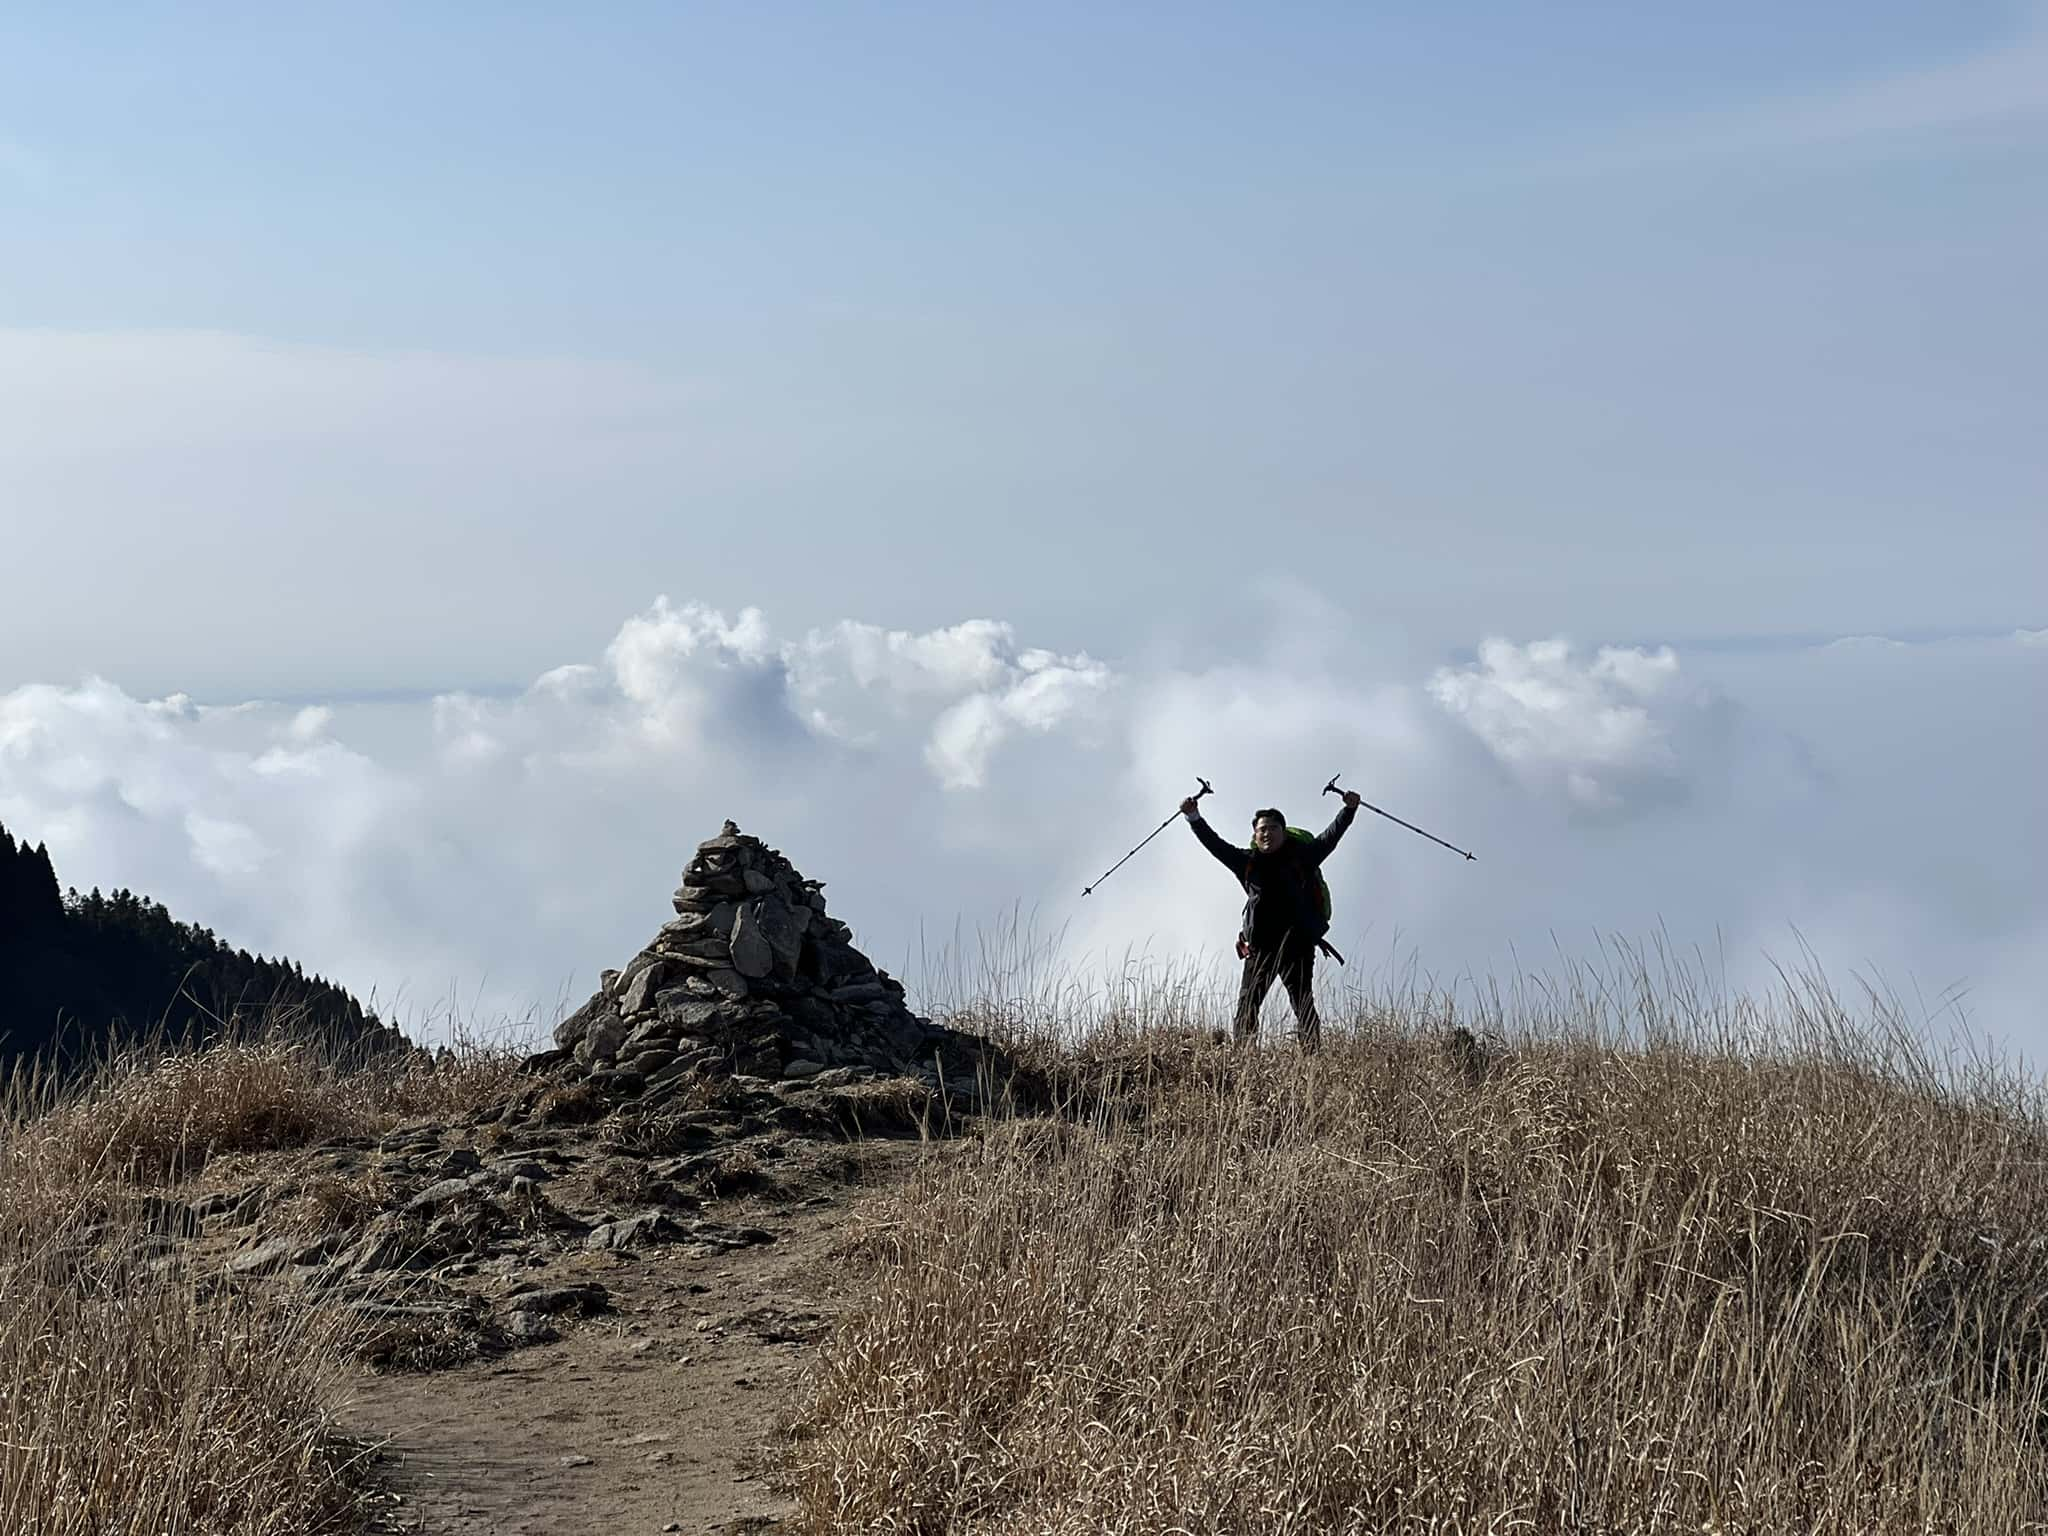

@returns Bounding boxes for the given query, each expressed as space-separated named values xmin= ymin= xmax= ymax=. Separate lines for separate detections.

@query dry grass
xmin=13 ymin=1026 xmax=530 ymax=1183
xmin=0 ymin=1019 xmax=531 ymax=1535
xmin=284 ymin=1168 xmax=396 ymax=1234
xmin=791 ymin=956 xmax=2048 ymax=1534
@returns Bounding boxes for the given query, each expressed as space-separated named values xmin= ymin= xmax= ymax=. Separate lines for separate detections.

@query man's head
xmin=1251 ymin=809 xmax=1287 ymax=851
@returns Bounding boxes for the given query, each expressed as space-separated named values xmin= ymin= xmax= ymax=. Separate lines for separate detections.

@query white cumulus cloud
xmin=1427 ymin=638 xmax=1691 ymax=815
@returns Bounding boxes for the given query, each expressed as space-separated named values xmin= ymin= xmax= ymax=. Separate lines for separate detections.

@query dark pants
xmin=1234 ymin=933 xmax=1321 ymax=1050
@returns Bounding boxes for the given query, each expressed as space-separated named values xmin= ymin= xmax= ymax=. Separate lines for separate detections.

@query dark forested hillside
xmin=0 ymin=821 xmax=402 ymax=1073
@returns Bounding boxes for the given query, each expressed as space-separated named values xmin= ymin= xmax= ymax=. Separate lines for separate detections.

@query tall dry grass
xmin=0 ymin=1017 xmax=529 ymax=1535
xmin=792 ymin=947 xmax=2048 ymax=1533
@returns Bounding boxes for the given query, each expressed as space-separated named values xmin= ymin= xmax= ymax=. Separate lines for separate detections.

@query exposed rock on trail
xmin=148 ymin=822 xmax=1010 ymax=1531
xmin=338 ymin=1138 xmax=926 ymax=1535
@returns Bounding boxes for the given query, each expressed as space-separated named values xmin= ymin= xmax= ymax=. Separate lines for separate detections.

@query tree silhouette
xmin=0 ymin=818 xmax=399 ymax=1075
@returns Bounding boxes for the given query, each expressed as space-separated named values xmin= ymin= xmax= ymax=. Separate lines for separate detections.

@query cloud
xmin=286 ymin=707 xmax=333 ymax=743
xmin=422 ymin=597 xmax=1115 ymax=787
xmin=785 ymin=618 xmax=1114 ymax=771
xmin=1426 ymin=638 xmax=1692 ymax=815
xmin=0 ymin=600 xmax=2040 ymax=1059
xmin=2016 ymin=628 xmax=2048 ymax=647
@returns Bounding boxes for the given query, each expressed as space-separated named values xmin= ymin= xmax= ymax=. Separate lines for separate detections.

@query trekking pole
xmin=1324 ymin=773 xmax=1476 ymax=861
xmin=1083 ymin=777 xmax=1213 ymax=896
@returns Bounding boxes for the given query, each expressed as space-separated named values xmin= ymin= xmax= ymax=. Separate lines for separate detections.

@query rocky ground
xmin=335 ymin=1136 xmax=927 ymax=1535
xmin=104 ymin=822 xmax=1016 ymax=1534
xmin=148 ymin=1062 xmax=949 ymax=1534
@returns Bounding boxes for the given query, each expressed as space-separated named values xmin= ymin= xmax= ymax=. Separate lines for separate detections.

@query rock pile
xmin=533 ymin=821 xmax=1000 ymax=1106
xmin=111 ymin=823 xmax=1015 ymax=1371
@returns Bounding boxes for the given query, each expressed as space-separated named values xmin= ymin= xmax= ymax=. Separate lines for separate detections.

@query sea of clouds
xmin=3 ymin=598 xmax=2042 ymax=1057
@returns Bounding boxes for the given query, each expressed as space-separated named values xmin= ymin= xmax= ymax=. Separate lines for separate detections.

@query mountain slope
xmin=0 ymin=820 xmax=399 ymax=1071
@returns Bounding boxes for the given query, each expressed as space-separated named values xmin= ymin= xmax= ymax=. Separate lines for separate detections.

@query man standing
xmin=1181 ymin=789 xmax=1361 ymax=1050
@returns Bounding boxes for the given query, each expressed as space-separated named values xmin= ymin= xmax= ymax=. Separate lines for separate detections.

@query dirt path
xmin=338 ymin=1143 xmax=918 ymax=1536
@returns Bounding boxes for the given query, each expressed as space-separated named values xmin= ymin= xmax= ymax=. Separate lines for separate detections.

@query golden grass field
xmin=6 ymin=946 xmax=2045 ymax=1534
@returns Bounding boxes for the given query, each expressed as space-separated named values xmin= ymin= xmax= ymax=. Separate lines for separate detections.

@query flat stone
xmin=658 ymin=951 xmax=731 ymax=972
xmin=643 ymin=1053 xmax=709 ymax=1091
xmin=624 ymin=1015 xmax=678 ymax=1050
xmin=742 ymin=896 xmax=804 ymax=971
xmin=406 ymin=1177 xmax=484 ymax=1214
xmin=583 ymin=1012 xmax=627 ymax=1064
xmin=666 ymin=935 xmax=733 ymax=963
xmin=781 ymin=1058 xmax=825 ymax=1079
xmin=728 ymin=912 xmax=774 ymax=979
xmin=743 ymin=868 xmax=775 ymax=894
xmin=505 ymin=1283 xmax=610 ymax=1316
xmin=587 ymin=1066 xmax=649 ymax=1096
xmin=705 ymin=968 xmax=749 ymax=1000
xmin=656 ymin=993 xmax=723 ymax=1031
xmin=552 ymin=995 xmax=601 ymax=1050
xmin=503 ymin=1310 xmax=559 ymax=1346
xmin=486 ymin=1158 xmax=552 ymax=1182
xmin=586 ymin=1211 xmax=687 ymax=1251
xmin=349 ymin=1300 xmax=471 ymax=1323
xmin=681 ymin=872 xmax=748 ymax=898
xmin=661 ymin=912 xmax=713 ymax=940
xmin=618 ymin=961 xmax=669 ymax=1016
xmin=687 ymin=1220 xmax=775 ymax=1250
xmin=518 ymin=1045 xmax=571 ymax=1074
xmin=811 ymin=943 xmax=872 ymax=985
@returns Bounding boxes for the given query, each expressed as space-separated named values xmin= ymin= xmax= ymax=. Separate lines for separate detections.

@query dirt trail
xmin=339 ymin=1143 xmax=919 ymax=1536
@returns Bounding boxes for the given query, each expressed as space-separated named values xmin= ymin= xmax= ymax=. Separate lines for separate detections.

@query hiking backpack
xmin=1246 ymin=827 xmax=1333 ymax=924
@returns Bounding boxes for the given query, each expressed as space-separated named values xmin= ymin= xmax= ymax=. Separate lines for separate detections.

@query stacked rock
xmin=544 ymin=821 xmax=994 ymax=1097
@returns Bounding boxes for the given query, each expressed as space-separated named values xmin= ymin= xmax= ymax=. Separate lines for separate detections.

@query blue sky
xmin=1 ymin=4 xmax=2043 ymax=1049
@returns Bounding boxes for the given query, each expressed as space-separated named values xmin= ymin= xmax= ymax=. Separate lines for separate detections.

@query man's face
xmin=1253 ymin=816 xmax=1285 ymax=851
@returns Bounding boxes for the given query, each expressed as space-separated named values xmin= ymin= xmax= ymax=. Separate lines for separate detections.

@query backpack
xmin=1246 ymin=827 xmax=1332 ymax=924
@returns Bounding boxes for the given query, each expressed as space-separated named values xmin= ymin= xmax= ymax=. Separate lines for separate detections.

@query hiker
xmin=1180 ymin=788 xmax=1361 ymax=1050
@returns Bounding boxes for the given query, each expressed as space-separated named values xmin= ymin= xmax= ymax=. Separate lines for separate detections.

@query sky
xmin=2 ymin=4 xmax=2043 ymax=1053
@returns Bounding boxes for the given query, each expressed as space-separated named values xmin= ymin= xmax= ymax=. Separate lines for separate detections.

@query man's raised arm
xmin=1309 ymin=794 xmax=1361 ymax=864
xmin=1181 ymin=797 xmax=1249 ymax=877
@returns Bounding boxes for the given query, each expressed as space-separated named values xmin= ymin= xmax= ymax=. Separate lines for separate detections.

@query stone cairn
xmin=535 ymin=821 xmax=998 ymax=1105
xmin=141 ymin=823 xmax=1016 ymax=1370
